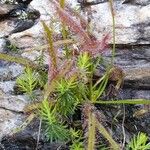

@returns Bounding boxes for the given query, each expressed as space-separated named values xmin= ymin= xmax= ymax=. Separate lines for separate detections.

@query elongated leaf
xmin=0 ymin=53 xmax=38 ymax=69
xmin=95 ymin=99 xmax=150 ymax=105
xmin=42 ymin=21 xmax=58 ymax=82
xmin=96 ymin=117 xmax=120 ymax=150
xmin=87 ymin=111 xmax=96 ymax=150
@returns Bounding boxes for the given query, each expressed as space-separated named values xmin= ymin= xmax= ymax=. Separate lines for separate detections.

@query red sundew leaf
xmin=55 ymin=0 xmax=88 ymax=30
xmin=52 ymin=0 xmax=91 ymax=43
xmin=82 ymin=34 xmax=110 ymax=56
xmin=51 ymin=0 xmax=110 ymax=56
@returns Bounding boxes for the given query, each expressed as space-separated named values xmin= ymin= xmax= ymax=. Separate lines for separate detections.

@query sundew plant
xmin=1 ymin=0 xmax=149 ymax=149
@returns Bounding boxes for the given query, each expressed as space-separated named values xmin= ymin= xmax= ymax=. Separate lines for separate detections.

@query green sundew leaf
xmin=127 ymin=132 xmax=150 ymax=150
xmin=94 ymin=99 xmax=150 ymax=105
xmin=93 ymin=74 xmax=107 ymax=89
xmin=87 ymin=111 xmax=96 ymax=150
xmin=96 ymin=118 xmax=120 ymax=150
xmin=0 ymin=53 xmax=38 ymax=69
xmin=42 ymin=21 xmax=57 ymax=70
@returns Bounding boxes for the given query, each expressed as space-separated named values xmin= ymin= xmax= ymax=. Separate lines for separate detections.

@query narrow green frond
xmin=39 ymin=100 xmax=70 ymax=142
xmin=16 ymin=67 xmax=39 ymax=98
xmin=77 ymin=52 xmax=92 ymax=75
xmin=70 ymin=141 xmax=84 ymax=150
xmin=127 ymin=132 xmax=150 ymax=150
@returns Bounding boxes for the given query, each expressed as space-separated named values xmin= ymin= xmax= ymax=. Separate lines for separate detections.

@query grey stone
xmin=0 ymin=4 xmax=40 ymax=37
xmin=122 ymin=0 xmax=150 ymax=6
xmin=0 ymin=93 xmax=28 ymax=139
xmin=88 ymin=2 xmax=150 ymax=44
xmin=0 ymin=109 xmax=25 ymax=139
xmin=0 ymin=64 xmax=24 ymax=81
xmin=0 ymin=38 xmax=7 ymax=53
xmin=0 ymin=94 xmax=27 ymax=112
xmin=95 ymin=45 xmax=150 ymax=89
xmin=0 ymin=81 xmax=16 ymax=93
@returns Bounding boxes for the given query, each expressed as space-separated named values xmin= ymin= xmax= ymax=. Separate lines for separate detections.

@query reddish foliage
xmin=51 ymin=0 xmax=110 ymax=56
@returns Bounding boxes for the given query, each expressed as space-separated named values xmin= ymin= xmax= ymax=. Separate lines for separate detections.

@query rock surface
xmin=0 ymin=0 xmax=150 ymax=148
xmin=0 ymin=91 xmax=27 ymax=139
xmin=87 ymin=1 xmax=150 ymax=44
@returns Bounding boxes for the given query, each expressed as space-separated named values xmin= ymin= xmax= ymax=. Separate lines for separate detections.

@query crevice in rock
xmin=0 ymin=106 xmax=24 ymax=114
xmin=78 ymin=0 xmax=108 ymax=7
xmin=109 ymin=43 xmax=150 ymax=49
xmin=0 ymin=0 xmax=40 ymax=37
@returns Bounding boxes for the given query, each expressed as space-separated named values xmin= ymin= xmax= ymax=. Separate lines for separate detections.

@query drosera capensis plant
xmin=127 ymin=132 xmax=150 ymax=150
xmin=1 ymin=0 xmax=149 ymax=149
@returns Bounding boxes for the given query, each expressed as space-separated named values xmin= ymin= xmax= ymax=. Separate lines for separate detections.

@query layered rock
xmin=0 ymin=0 xmax=40 ymax=140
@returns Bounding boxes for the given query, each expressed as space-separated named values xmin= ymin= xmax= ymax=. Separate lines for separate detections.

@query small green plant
xmin=7 ymin=43 xmax=19 ymax=52
xmin=56 ymin=77 xmax=80 ymax=116
xmin=70 ymin=129 xmax=84 ymax=150
xmin=70 ymin=141 xmax=84 ymax=150
xmin=127 ymin=132 xmax=150 ymax=150
xmin=77 ymin=52 xmax=93 ymax=78
xmin=16 ymin=67 xmax=39 ymax=98
xmin=39 ymin=100 xmax=71 ymax=142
